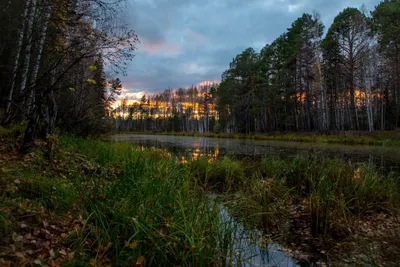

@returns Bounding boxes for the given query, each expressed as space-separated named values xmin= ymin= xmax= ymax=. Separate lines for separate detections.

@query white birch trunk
xmin=19 ymin=0 xmax=37 ymax=95
xmin=27 ymin=2 xmax=53 ymax=112
xmin=6 ymin=0 xmax=31 ymax=113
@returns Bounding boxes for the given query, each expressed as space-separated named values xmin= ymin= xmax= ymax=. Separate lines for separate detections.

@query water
xmin=110 ymin=134 xmax=399 ymax=266
xmin=218 ymin=204 xmax=303 ymax=267
xmin=111 ymin=134 xmax=400 ymax=172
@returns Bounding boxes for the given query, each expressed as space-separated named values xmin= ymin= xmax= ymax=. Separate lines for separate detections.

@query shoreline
xmin=112 ymin=130 xmax=400 ymax=146
xmin=1 ymin=126 xmax=399 ymax=266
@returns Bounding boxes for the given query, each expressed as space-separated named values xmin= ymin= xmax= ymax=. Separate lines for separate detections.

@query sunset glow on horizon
xmin=112 ymin=80 xmax=220 ymax=110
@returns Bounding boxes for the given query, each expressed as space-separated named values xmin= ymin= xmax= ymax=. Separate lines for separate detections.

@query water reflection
xmin=112 ymin=134 xmax=400 ymax=172
xmin=218 ymin=204 xmax=310 ymax=267
xmin=185 ymin=141 xmax=220 ymax=163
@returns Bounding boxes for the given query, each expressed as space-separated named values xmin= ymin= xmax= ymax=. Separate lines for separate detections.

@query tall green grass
xmin=56 ymin=137 xmax=238 ymax=265
xmin=190 ymin=153 xmax=400 ymax=241
xmin=190 ymin=156 xmax=244 ymax=192
xmin=62 ymin=138 xmax=399 ymax=265
xmin=262 ymin=155 xmax=398 ymax=238
xmin=3 ymin=132 xmax=399 ymax=265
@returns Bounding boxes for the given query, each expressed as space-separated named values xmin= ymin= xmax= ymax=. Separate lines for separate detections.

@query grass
xmin=188 ymin=153 xmax=400 ymax=265
xmin=119 ymin=130 xmax=400 ymax=146
xmin=1 ymin=126 xmax=400 ymax=266
xmin=190 ymin=156 xmax=244 ymax=192
xmin=0 ymin=134 xmax=240 ymax=266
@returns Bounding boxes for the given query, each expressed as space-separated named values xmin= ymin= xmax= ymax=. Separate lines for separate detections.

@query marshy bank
xmin=1 ymin=126 xmax=399 ymax=266
xmin=191 ymin=155 xmax=400 ymax=266
xmin=0 ymin=127 xmax=240 ymax=266
xmin=114 ymin=133 xmax=400 ymax=266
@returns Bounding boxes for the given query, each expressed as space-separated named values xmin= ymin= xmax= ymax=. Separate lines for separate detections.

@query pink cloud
xmin=139 ymin=39 xmax=182 ymax=55
xmin=185 ymin=29 xmax=208 ymax=43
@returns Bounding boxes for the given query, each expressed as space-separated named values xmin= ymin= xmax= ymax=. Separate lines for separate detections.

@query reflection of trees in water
xmin=125 ymin=136 xmax=399 ymax=173
xmin=181 ymin=139 xmax=220 ymax=163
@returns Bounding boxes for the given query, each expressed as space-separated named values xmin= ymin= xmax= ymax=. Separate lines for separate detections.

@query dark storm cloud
xmin=119 ymin=0 xmax=382 ymax=99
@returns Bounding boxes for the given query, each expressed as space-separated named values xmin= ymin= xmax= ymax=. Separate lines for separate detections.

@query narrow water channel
xmin=218 ymin=204 xmax=304 ymax=267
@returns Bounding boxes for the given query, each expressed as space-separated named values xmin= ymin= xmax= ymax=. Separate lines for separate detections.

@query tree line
xmin=113 ymin=84 xmax=220 ymax=133
xmin=217 ymin=2 xmax=400 ymax=133
xmin=114 ymin=1 xmax=400 ymax=134
xmin=0 ymin=0 xmax=138 ymax=149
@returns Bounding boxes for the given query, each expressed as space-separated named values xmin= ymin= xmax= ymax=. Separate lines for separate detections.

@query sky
xmin=119 ymin=0 xmax=381 ymax=101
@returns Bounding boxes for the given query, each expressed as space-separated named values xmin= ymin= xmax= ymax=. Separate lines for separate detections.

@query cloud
xmin=184 ymin=29 xmax=208 ymax=43
xmin=182 ymin=62 xmax=211 ymax=75
xmin=116 ymin=90 xmax=145 ymax=101
xmin=288 ymin=3 xmax=304 ymax=13
xmin=139 ymin=41 xmax=182 ymax=55
xmin=118 ymin=0 xmax=382 ymax=96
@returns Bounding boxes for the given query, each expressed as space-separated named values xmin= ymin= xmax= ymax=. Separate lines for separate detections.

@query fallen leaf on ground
xmin=58 ymin=249 xmax=67 ymax=256
xmin=15 ymin=252 xmax=24 ymax=258
xmin=49 ymin=249 xmax=55 ymax=258
xmin=129 ymin=241 xmax=137 ymax=249
xmin=89 ymin=258 xmax=97 ymax=266
xmin=136 ymin=256 xmax=144 ymax=264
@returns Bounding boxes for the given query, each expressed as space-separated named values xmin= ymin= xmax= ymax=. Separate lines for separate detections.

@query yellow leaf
xmin=89 ymin=65 xmax=97 ymax=71
xmin=87 ymin=79 xmax=97 ymax=85
xmin=129 ymin=241 xmax=137 ymax=249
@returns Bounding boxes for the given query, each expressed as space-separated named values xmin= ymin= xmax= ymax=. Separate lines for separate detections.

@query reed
xmin=1 ymin=136 xmax=239 ymax=266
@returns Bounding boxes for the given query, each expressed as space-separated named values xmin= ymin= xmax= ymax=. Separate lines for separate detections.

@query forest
xmin=1 ymin=0 xmax=400 ymax=266
xmin=113 ymin=1 xmax=400 ymax=134
xmin=0 ymin=0 xmax=137 ymax=148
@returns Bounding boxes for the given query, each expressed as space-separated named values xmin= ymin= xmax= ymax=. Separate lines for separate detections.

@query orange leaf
xmin=136 ymin=256 xmax=145 ymax=264
xmin=50 ymin=258 xmax=62 ymax=267
xmin=89 ymin=258 xmax=97 ymax=266
xmin=19 ymin=258 xmax=29 ymax=266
